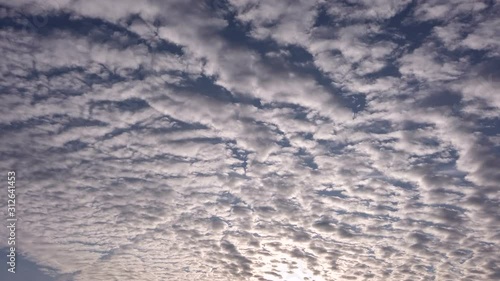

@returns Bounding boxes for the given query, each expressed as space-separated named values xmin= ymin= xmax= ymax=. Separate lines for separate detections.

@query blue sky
xmin=0 ymin=0 xmax=499 ymax=280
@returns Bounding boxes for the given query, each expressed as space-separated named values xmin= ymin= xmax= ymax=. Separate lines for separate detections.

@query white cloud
xmin=0 ymin=1 xmax=499 ymax=281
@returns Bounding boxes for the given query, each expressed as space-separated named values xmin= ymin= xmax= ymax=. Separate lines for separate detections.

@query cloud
xmin=0 ymin=0 xmax=499 ymax=281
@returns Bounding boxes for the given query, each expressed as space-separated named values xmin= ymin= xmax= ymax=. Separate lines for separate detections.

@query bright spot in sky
xmin=264 ymin=260 xmax=326 ymax=281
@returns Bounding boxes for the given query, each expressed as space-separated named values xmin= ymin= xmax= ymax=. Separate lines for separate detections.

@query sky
xmin=0 ymin=0 xmax=499 ymax=280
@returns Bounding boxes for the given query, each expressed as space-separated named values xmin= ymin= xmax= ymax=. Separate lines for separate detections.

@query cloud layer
xmin=0 ymin=0 xmax=499 ymax=280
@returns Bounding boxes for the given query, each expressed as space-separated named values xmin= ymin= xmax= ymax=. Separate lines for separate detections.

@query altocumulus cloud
xmin=0 ymin=0 xmax=499 ymax=280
